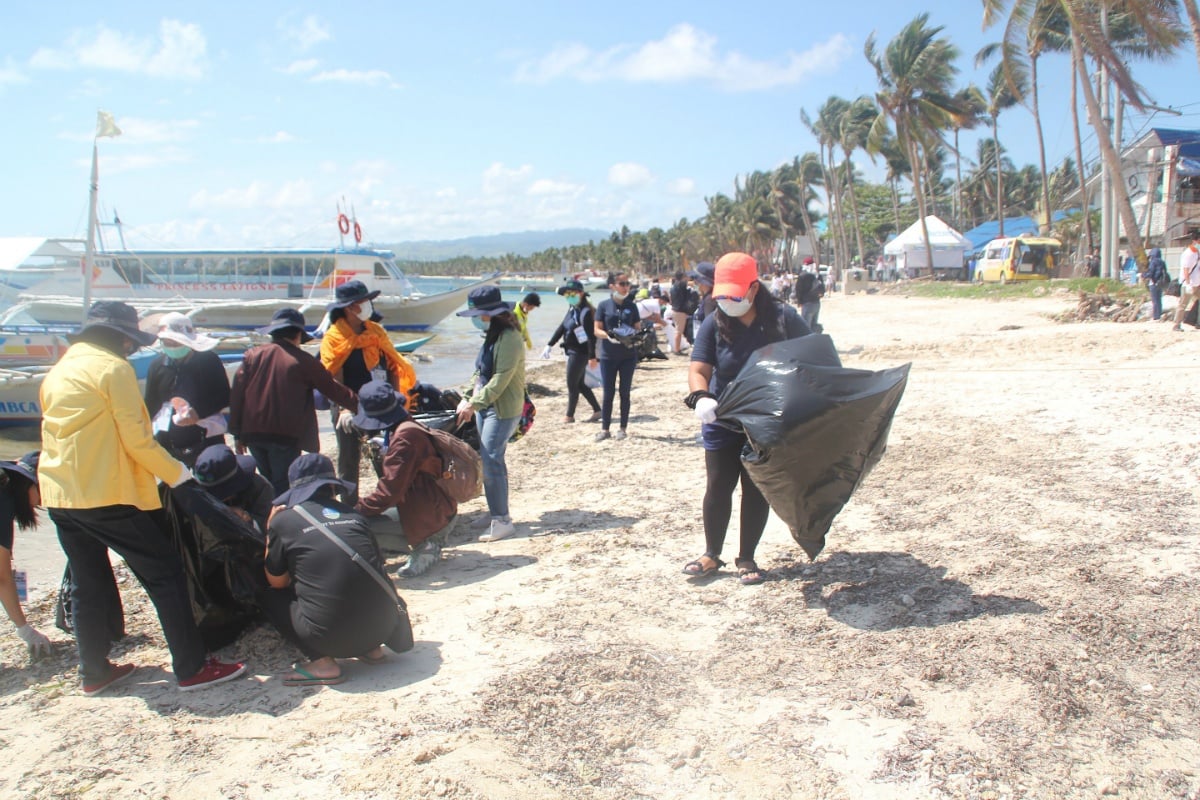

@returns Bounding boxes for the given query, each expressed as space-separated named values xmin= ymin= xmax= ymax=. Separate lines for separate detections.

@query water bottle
xmin=14 ymin=569 xmax=27 ymax=603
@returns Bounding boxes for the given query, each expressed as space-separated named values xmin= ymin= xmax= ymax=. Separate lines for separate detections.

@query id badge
xmin=573 ymin=325 xmax=588 ymax=344
xmin=371 ymin=366 xmax=388 ymax=383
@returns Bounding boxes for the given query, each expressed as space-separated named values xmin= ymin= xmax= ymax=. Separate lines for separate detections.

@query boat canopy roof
xmin=0 ymin=238 xmax=85 ymax=271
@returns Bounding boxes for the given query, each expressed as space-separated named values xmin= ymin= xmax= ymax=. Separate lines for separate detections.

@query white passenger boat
xmin=1 ymin=238 xmax=498 ymax=332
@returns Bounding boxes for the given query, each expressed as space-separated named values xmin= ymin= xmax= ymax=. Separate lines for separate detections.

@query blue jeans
xmin=247 ymin=440 xmax=302 ymax=497
xmin=1148 ymin=283 xmax=1163 ymax=320
xmin=51 ymin=505 xmax=207 ymax=683
xmin=600 ymin=357 xmax=637 ymax=430
xmin=476 ymin=408 xmax=520 ymax=521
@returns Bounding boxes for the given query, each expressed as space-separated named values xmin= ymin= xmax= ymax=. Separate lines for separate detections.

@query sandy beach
xmin=3 ymin=288 xmax=1200 ymax=799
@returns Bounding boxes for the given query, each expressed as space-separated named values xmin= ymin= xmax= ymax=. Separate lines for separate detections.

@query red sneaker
xmin=82 ymin=662 xmax=137 ymax=697
xmin=178 ymin=658 xmax=247 ymax=692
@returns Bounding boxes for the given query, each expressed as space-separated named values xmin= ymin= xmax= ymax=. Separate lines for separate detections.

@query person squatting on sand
xmin=592 ymin=270 xmax=642 ymax=441
xmin=143 ymin=312 xmax=230 ymax=468
xmin=320 ymin=280 xmax=417 ymax=504
xmin=541 ymin=279 xmax=601 ymax=423
xmin=39 ymin=301 xmax=247 ymax=695
xmin=0 ymin=453 xmax=52 ymax=660
xmin=455 ymin=286 xmax=526 ymax=543
xmin=230 ymin=308 xmax=358 ymax=497
xmin=192 ymin=444 xmax=276 ymax=534
xmin=683 ymin=253 xmax=811 ymax=586
xmin=351 ymin=381 xmax=459 ymax=578
xmin=263 ymin=453 xmax=401 ymax=686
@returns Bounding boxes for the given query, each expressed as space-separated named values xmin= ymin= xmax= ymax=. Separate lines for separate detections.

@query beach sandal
xmin=735 ymin=558 xmax=767 ymax=586
xmin=682 ymin=554 xmax=725 ymax=578
xmin=283 ymin=663 xmax=346 ymax=687
xmin=357 ymin=652 xmax=388 ymax=666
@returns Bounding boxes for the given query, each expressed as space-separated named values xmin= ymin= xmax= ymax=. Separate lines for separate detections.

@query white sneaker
xmin=480 ymin=519 xmax=515 ymax=542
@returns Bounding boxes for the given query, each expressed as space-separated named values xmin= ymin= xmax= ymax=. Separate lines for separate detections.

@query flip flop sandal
xmin=283 ymin=663 xmax=346 ymax=687
xmin=682 ymin=554 xmax=725 ymax=578
xmin=735 ymin=559 xmax=767 ymax=586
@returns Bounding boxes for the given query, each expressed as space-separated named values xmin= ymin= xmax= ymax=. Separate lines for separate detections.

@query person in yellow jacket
xmin=320 ymin=280 xmax=416 ymax=504
xmin=39 ymin=301 xmax=247 ymax=696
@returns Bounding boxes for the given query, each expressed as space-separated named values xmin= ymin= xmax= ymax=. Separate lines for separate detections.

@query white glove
xmin=693 ymin=397 xmax=718 ymax=425
xmin=196 ymin=413 xmax=228 ymax=437
xmin=336 ymin=410 xmax=358 ymax=435
xmin=16 ymin=623 xmax=51 ymax=659
xmin=170 ymin=467 xmax=194 ymax=488
xmin=540 ymin=345 xmax=553 ymax=360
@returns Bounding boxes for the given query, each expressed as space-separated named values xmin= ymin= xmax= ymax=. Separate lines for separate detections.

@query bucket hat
xmin=687 ymin=261 xmax=715 ymax=287
xmin=156 ymin=312 xmax=219 ymax=352
xmin=255 ymin=308 xmax=314 ymax=343
xmin=272 ymin=453 xmax=356 ymax=506
xmin=67 ymin=301 xmax=157 ymax=346
xmin=326 ymin=279 xmax=381 ymax=311
xmin=193 ymin=444 xmax=258 ymax=500
xmin=456 ymin=285 xmax=514 ymax=317
xmin=351 ymin=380 xmax=411 ymax=431
xmin=0 ymin=451 xmax=39 ymax=485
xmin=556 ymin=279 xmax=587 ymax=296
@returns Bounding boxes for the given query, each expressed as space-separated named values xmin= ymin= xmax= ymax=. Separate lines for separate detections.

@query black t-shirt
xmin=595 ymin=296 xmax=641 ymax=361
xmin=265 ymin=499 xmax=395 ymax=642
xmin=0 ymin=492 xmax=14 ymax=551
xmin=341 ymin=349 xmax=372 ymax=392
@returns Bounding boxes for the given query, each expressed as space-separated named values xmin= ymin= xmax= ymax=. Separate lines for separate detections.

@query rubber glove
xmin=336 ymin=409 xmax=358 ymax=434
xmin=16 ymin=624 xmax=51 ymax=659
xmin=693 ymin=397 xmax=718 ymax=425
xmin=196 ymin=413 xmax=228 ymax=437
xmin=540 ymin=345 xmax=553 ymax=360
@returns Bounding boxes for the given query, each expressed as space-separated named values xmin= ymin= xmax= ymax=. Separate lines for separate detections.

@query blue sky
xmin=2 ymin=2 xmax=1198 ymax=250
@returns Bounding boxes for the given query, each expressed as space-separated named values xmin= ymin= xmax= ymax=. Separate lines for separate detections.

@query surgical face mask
xmin=162 ymin=344 xmax=191 ymax=360
xmin=717 ymin=297 xmax=753 ymax=318
xmin=471 ymin=316 xmax=489 ymax=331
xmin=566 ymin=294 xmax=581 ymax=306
xmin=612 ymin=292 xmax=628 ymax=303
xmin=355 ymin=301 xmax=375 ymax=320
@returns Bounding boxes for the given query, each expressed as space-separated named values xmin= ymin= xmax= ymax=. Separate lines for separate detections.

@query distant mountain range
xmin=381 ymin=228 xmax=610 ymax=261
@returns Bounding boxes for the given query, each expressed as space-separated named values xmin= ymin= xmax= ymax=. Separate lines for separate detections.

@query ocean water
xmin=0 ymin=278 xmax=576 ymax=458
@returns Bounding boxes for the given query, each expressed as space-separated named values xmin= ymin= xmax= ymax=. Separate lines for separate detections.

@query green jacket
xmin=471 ymin=328 xmax=526 ymax=419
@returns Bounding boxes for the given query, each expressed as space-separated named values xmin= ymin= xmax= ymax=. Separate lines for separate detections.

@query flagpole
xmin=83 ymin=139 xmax=99 ymax=323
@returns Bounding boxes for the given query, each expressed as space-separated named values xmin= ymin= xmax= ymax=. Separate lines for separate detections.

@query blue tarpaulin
xmin=962 ymin=211 xmax=1070 ymax=253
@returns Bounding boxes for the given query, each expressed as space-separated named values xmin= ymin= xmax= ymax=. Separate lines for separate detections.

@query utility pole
xmin=1098 ymin=8 xmax=1113 ymax=279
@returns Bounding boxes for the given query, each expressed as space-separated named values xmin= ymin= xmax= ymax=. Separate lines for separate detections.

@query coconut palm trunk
xmin=994 ymin=115 xmax=1006 ymax=237
xmin=907 ymin=134 xmax=937 ymax=274
xmin=844 ymin=157 xmax=868 ymax=266
xmin=1070 ymin=46 xmax=1094 ymax=253
xmin=1030 ymin=53 xmax=1052 ymax=233
xmin=1185 ymin=0 xmax=1200 ymax=74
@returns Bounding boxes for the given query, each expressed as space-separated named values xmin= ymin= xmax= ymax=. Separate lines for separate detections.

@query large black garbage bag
xmin=716 ymin=333 xmax=910 ymax=560
xmin=161 ymin=482 xmax=266 ymax=649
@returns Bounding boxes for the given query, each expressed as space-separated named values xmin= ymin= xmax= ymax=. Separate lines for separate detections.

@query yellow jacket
xmin=39 ymin=342 xmax=187 ymax=511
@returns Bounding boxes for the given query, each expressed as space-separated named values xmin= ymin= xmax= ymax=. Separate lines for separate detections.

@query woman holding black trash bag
xmin=541 ymin=279 xmax=601 ymax=423
xmin=592 ymin=271 xmax=642 ymax=441
xmin=682 ymin=252 xmax=810 ymax=585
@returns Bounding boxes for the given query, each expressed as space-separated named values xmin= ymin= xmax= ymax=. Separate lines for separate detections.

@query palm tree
xmin=878 ymin=135 xmax=911 ymax=235
xmin=795 ymin=153 xmax=826 ymax=264
xmin=804 ymin=98 xmax=852 ymax=272
xmin=866 ymin=14 xmax=964 ymax=274
xmin=1186 ymin=0 xmax=1200 ymax=74
xmin=838 ymin=96 xmax=879 ymax=266
xmin=949 ymin=85 xmax=987 ymax=229
xmin=978 ymin=63 xmax=1022 ymax=235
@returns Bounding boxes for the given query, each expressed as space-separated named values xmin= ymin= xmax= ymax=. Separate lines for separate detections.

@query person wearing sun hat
xmin=230 ymin=307 xmax=358 ymax=496
xmin=350 ymin=380 xmax=459 ymax=576
xmin=144 ymin=312 xmax=231 ymax=467
xmin=40 ymin=301 xmax=247 ymax=696
xmin=542 ymin=279 xmax=601 ymax=423
xmin=681 ymin=252 xmax=811 ymax=587
xmin=320 ymin=280 xmax=418 ymax=504
xmin=262 ymin=453 xmax=399 ymax=685
xmin=0 ymin=452 xmax=52 ymax=661
xmin=192 ymin=443 xmax=276 ymax=534
xmin=454 ymin=285 xmax=526 ymax=542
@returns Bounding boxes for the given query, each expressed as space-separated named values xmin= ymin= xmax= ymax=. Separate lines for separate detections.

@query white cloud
xmin=608 ymin=162 xmax=653 ymax=189
xmin=667 ymin=177 xmax=696 ymax=195
xmin=29 ymin=20 xmax=207 ymax=79
xmin=0 ymin=58 xmax=27 ymax=87
xmin=98 ymin=148 xmax=190 ymax=174
xmin=310 ymin=68 xmax=398 ymax=88
xmin=528 ymin=179 xmax=585 ymax=197
xmin=189 ymin=179 xmax=314 ymax=211
xmin=284 ymin=59 xmax=320 ymax=75
xmin=482 ymin=162 xmax=533 ymax=195
xmin=435 ymin=187 xmax=458 ymax=199
xmin=515 ymin=24 xmax=851 ymax=92
xmin=258 ymin=131 xmax=295 ymax=144
xmin=280 ymin=14 xmax=331 ymax=51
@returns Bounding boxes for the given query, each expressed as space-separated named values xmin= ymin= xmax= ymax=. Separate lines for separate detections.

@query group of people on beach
xmin=4 ymin=250 xmax=815 ymax=692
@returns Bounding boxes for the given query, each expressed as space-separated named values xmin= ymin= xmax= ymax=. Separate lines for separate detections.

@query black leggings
xmin=564 ymin=350 xmax=599 ymax=417
xmin=703 ymin=440 xmax=770 ymax=563
xmin=600 ymin=357 xmax=636 ymax=430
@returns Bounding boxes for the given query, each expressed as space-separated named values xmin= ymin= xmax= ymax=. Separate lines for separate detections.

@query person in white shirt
xmin=1173 ymin=230 xmax=1200 ymax=331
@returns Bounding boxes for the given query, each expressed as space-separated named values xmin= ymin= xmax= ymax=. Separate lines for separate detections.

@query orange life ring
xmin=337 ymin=213 xmax=351 ymax=235
xmin=353 ymin=221 xmax=363 ymax=244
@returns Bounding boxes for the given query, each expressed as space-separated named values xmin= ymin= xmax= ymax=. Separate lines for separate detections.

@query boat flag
xmin=96 ymin=110 xmax=122 ymax=139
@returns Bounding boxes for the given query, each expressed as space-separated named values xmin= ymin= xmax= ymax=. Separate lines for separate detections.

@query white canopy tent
xmin=883 ymin=216 xmax=971 ymax=271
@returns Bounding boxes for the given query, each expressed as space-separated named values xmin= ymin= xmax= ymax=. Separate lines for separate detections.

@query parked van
xmin=974 ymin=236 xmax=1060 ymax=283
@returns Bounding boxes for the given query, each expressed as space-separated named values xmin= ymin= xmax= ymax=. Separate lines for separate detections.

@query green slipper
xmin=283 ymin=663 xmax=346 ymax=687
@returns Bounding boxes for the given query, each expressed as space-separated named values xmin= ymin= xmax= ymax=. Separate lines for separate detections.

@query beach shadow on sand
xmin=779 ymin=550 xmax=1044 ymax=632
xmin=392 ymin=549 xmax=538 ymax=591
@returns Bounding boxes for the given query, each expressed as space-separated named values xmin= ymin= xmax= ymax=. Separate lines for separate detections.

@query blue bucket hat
xmin=556 ymin=279 xmax=587 ymax=296
xmin=256 ymin=308 xmax=314 ymax=343
xmin=687 ymin=262 xmax=715 ymax=287
xmin=67 ymin=301 xmax=157 ymax=347
xmin=193 ymin=444 xmax=259 ymax=500
xmin=0 ymin=451 xmax=39 ymax=485
xmin=273 ymin=453 xmax=356 ymax=506
xmin=351 ymin=380 xmax=411 ymax=431
xmin=326 ymin=279 xmax=381 ymax=311
xmin=456 ymin=285 xmax=514 ymax=317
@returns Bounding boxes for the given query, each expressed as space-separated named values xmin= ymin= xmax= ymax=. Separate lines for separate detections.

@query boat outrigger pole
xmin=85 ymin=110 xmax=123 ymax=323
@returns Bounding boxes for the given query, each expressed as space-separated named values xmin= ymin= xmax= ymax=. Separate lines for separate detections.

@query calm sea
xmin=0 ymin=277 xmax=576 ymax=459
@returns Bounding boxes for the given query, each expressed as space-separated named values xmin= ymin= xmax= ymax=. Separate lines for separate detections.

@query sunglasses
xmin=614 ymin=281 xmax=630 ymax=287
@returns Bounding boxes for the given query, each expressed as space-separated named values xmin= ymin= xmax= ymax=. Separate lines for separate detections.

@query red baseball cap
xmin=713 ymin=252 xmax=759 ymax=298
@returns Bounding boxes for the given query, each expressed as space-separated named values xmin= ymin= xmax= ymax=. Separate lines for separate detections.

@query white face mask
xmin=357 ymin=301 xmax=375 ymax=320
xmin=717 ymin=297 xmax=753 ymax=317
xmin=612 ymin=292 xmax=628 ymax=303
